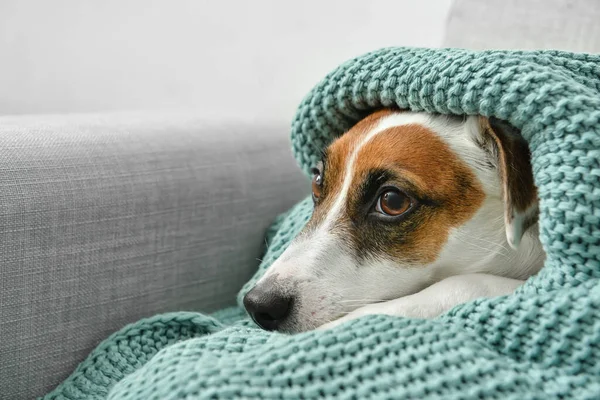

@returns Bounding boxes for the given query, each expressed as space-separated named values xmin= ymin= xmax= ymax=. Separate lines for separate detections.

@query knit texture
xmin=42 ymin=47 xmax=600 ymax=399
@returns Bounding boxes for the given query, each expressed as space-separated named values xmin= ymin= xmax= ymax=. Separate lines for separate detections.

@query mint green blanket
xmin=43 ymin=48 xmax=600 ymax=399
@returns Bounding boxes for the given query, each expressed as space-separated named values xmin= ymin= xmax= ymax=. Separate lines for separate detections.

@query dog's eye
xmin=311 ymin=168 xmax=323 ymax=202
xmin=376 ymin=190 xmax=411 ymax=216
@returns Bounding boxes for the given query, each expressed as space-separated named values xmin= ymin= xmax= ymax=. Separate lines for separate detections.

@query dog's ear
xmin=478 ymin=116 xmax=539 ymax=249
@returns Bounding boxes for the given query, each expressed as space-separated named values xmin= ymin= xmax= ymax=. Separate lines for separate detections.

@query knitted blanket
xmin=43 ymin=48 xmax=600 ymax=400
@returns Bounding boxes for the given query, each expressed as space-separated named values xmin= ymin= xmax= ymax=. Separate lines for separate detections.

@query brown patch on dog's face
xmin=305 ymin=109 xmax=395 ymax=231
xmin=306 ymin=110 xmax=486 ymax=266
xmin=348 ymin=124 xmax=486 ymax=264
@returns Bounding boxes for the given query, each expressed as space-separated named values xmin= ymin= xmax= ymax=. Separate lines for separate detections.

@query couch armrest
xmin=0 ymin=112 xmax=308 ymax=399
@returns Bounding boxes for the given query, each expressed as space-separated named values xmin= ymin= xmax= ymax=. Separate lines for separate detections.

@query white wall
xmin=0 ymin=1 xmax=452 ymax=119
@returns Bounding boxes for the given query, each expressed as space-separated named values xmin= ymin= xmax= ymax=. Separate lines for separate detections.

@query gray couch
xmin=0 ymin=114 xmax=308 ymax=399
xmin=2 ymin=1 xmax=599 ymax=399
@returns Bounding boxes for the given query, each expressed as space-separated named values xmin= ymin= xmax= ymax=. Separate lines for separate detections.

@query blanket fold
xmin=43 ymin=47 xmax=600 ymax=400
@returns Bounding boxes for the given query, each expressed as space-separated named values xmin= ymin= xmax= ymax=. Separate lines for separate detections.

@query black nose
xmin=243 ymin=286 xmax=293 ymax=331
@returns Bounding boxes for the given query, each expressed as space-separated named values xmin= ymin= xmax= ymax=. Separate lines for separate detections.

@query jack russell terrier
xmin=244 ymin=109 xmax=546 ymax=333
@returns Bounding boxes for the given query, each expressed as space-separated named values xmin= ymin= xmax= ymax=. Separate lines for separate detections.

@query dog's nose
xmin=243 ymin=286 xmax=292 ymax=331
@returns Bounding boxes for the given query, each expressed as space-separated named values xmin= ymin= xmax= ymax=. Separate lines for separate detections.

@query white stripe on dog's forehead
xmin=319 ymin=112 xmax=434 ymax=232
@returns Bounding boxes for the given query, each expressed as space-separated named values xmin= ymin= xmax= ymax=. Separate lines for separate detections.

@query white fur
xmin=318 ymin=273 xmax=523 ymax=330
xmin=254 ymin=111 xmax=545 ymax=332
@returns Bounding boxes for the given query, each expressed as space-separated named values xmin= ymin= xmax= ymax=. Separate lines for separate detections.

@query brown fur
xmin=479 ymin=117 xmax=538 ymax=226
xmin=307 ymin=110 xmax=486 ymax=265
xmin=305 ymin=110 xmax=390 ymax=231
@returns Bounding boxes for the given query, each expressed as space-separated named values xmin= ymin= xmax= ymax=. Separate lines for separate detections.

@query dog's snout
xmin=243 ymin=286 xmax=293 ymax=331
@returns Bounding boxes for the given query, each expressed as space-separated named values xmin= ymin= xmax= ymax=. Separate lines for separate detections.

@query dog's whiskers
xmin=458 ymin=231 xmax=510 ymax=251
xmin=337 ymin=299 xmax=385 ymax=303
xmin=468 ymin=235 xmax=512 ymax=254
xmin=453 ymin=231 xmax=510 ymax=257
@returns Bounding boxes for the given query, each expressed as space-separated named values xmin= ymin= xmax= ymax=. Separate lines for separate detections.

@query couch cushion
xmin=444 ymin=0 xmax=600 ymax=53
xmin=0 ymin=112 xmax=307 ymax=399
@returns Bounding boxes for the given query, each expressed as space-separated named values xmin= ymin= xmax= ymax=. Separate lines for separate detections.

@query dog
xmin=244 ymin=109 xmax=546 ymax=333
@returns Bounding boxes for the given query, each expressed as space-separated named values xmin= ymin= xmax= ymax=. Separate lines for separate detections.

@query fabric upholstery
xmin=444 ymin=0 xmax=600 ymax=53
xmin=0 ymin=112 xmax=307 ymax=400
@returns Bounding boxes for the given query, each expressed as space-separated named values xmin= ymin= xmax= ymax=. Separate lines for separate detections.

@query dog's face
xmin=244 ymin=110 xmax=542 ymax=333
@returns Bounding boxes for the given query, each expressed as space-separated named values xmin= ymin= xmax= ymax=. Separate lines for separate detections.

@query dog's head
xmin=244 ymin=110 xmax=544 ymax=332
